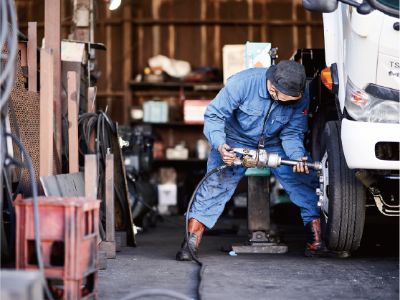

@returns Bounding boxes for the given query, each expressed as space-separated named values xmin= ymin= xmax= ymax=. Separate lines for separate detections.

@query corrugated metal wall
xmin=16 ymin=0 xmax=324 ymax=125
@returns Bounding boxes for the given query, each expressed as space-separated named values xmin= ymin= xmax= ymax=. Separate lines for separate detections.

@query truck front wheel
xmin=319 ymin=121 xmax=366 ymax=251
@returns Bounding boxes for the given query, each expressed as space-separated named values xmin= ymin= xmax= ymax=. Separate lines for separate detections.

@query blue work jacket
xmin=203 ymin=67 xmax=309 ymax=160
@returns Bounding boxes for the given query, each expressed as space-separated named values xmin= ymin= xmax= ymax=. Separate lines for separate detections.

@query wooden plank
xmin=292 ymin=0 xmax=298 ymax=53
xmin=214 ymin=1 xmax=220 ymax=69
xmin=305 ymin=10 xmax=312 ymax=48
xmin=200 ymin=0 xmax=206 ymax=66
xmin=67 ymin=71 xmax=79 ymax=173
xmin=105 ymin=152 xmax=115 ymax=243
xmin=248 ymin=0 xmax=254 ymax=41
xmin=88 ymin=87 xmax=96 ymax=152
xmin=152 ymin=0 xmax=161 ymax=56
xmin=123 ymin=4 xmax=132 ymax=126
xmin=261 ymin=1 xmax=268 ymax=42
xmin=106 ymin=8 xmax=113 ymax=116
xmin=84 ymin=154 xmax=97 ymax=199
xmin=39 ymin=48 xmax=54 ymax=179
xmin=111 ymin=123 xmax=136 ymax=247
xmin=18 ymin=18 xmax=324 ymax=27
xmin=27 ymin=22 xmax=37 ymax=92
xmin=18 ymin=42 xmax=27 ymax=67
xmin=45 ymin=0 xmax=62 ymax=164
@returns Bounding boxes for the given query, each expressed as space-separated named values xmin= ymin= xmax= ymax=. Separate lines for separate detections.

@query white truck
xmin=299 ymin=0 xmax=399 ymax=251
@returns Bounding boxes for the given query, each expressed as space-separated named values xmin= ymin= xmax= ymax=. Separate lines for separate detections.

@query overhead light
xmin=109 ymin=0 xmax=121 ymax=10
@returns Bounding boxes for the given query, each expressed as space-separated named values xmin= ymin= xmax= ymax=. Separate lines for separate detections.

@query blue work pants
xmin=189 ymin=140 xmax=320 ymax=228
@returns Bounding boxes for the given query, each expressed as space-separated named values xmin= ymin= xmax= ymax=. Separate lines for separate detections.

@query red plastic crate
xmin=14 ymin=196 xmax=101 ymax=300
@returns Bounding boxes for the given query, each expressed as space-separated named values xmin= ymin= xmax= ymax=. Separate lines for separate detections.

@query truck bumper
xmin=341 ymin=119 xmax=400 ymax=170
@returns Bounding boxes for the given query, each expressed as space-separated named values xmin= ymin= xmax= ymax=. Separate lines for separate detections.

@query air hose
xmin=184 ymin=164 xmax=229 ymax=300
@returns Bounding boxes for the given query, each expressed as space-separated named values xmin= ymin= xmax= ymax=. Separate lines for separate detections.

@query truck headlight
xmin=345 ymin=77 xmax=399 ymax=124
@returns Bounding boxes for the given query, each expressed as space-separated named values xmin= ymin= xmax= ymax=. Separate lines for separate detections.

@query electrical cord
xmin=185 ymin=164 xmax=228 ymax=300
xmin=118 ymin=289 xmax=192 ymax=300
xmin=117 ymin=164 xmax=228 ymax=300
xmin=3 ymin=132 xmax=54 ymax=300
xmin=0 ymin=0 xmax=18 ymax=110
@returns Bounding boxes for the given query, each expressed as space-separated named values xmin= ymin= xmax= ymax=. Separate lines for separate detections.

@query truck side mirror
xmin=356 ymin=1 xmax=374 ymax=15
xmin=303 ymin=0 xmax=373 ymax=15
xmin=302 ymin=0 xmax=338 ymax=13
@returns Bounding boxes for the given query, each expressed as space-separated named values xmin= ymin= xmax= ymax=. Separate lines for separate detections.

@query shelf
xmin=129 ymin=81 xmax=224 ymax=92
xmin=152 ymin=158 xmax=207 ymax=169
xmin=130 ymin=121 xmax=204 ymax=128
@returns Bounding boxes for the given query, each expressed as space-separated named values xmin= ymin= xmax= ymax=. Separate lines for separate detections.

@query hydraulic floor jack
xmin=222 ymin=148 xmax=323 ymax=254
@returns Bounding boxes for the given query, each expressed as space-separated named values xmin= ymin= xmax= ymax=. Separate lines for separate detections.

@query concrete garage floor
xmin=98 ymin=208 xmax=399 ymax=300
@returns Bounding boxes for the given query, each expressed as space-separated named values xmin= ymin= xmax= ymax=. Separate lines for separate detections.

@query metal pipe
xmin=280 ymin=159 xmax=322 ymax=171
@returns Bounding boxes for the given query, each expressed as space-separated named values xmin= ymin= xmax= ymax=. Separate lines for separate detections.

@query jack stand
xmin=223 ymin=171 xmax=288 ymax=254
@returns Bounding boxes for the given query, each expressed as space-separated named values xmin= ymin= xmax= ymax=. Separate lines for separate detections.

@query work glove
xmin=293 ymin=156 xmax=309 ymax=174
xmin=217 ymin=144 xmax=237 ymax=165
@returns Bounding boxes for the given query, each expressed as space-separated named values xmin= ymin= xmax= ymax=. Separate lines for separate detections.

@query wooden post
xmin=105 ymin=152 xmax=115 ymax=244
xmin=18 ymin=42 xmax=27 ymax=67
xmin=200 ymin=0 xmax=206 ymax=66
xmin=123 ymin=4 xmax=132 ymax=126
xmin=214 ymin=1 xmax=220 ymax=68
xmin=68 ymin=71 xmax=79 ymax=173
xmin=99 ymin=151 xmax=116 ymax=258
xmin=27 ymin=22 xmax=37 ymax=92
xmin=39 ymin=48 xmax=54 ymax=179
xmin=305 ymin=10 xmax=312 ymax=49
xmin=84 ymin=155 xmax=97 ymax=199
xmin=248 ymin=0 xmax=254 ymax=42
xmin=88 ymin=87 xmax=96 ymax=152
xmin=292 ymin=0 xmax=299 ymax=53
xmin=45 ymin=0 xmax=62 ymax=164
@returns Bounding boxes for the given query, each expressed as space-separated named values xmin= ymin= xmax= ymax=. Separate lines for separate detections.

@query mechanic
xmin=176 ymin=60 xmax=338 ymax=260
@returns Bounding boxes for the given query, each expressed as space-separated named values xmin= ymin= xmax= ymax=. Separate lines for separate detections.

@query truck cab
xmin=300 ymin=0 xmax=399 ymax=251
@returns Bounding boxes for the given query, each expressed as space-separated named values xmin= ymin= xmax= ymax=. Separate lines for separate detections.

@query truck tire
xmin=319 ymin=121 xmax=366 ymax=251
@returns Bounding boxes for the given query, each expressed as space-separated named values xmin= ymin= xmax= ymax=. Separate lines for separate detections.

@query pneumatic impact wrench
xmin=228 ymin=148 xmax=323 ymax=171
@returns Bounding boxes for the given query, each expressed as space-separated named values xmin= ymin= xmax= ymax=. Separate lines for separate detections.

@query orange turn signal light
xmin=321 ymin=67 xmax=333 ymax=90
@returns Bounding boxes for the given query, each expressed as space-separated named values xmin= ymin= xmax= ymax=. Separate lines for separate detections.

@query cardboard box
xmin=223 ymin=45 xmax=246 ymax=84
xmin=158 ymin=184 xmax=177 ymax=206
xmin=183 ymin=100 xmax=211 ymax=124
xmin=245 ymin=42 xmax=272 ymax=69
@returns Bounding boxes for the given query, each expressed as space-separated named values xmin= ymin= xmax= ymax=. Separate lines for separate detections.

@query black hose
xmin=184 ymin=164 xmax=228 ymax=300
xmin=118 ymin=289 xmax=192 ymax=300
xmin=4 ymin=132 xmax=54 ymax=300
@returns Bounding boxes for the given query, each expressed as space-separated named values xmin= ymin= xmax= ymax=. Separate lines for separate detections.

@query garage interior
xmin=1 ymin=0 xmax=399 ymax=299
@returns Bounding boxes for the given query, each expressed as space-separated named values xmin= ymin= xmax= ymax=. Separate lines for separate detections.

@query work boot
xmin=304 ymin=218 xmax=331 ymax=258
xmin=304 ymin=218 xmax=351 ymax=258
xmin=176 ymin=218 xmax=205 ymax=261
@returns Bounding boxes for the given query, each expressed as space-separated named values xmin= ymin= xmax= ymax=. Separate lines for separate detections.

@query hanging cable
xmin=3 ymin=132 xmax=54 ymax=300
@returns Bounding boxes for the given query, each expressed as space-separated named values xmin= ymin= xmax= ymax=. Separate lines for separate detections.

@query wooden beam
xmin=200 ymin=0 xmax=206 ymax=66
xmin=305 ymin=10 xmax=312 ymax=48
xmin=105 ymin=152 xmax=115 ymax=243
xmin=18 ymin=42 xmax=27 ymax=67
xmin=106 ymin=8 xmax=113 ymax=115
xmin=88 ymin=87 xmax=96 ymax=152
xmin=39 ymin=48 xmax=54 ymax=179
xmin=67 ymin=71 xmax=79 ymax=173
xmin=27 ymin=22 xmax=37 ymax=92
xmin=248 ymin=0 xmax=254 ymax=42
xmin=292 ymin=0 xmax=298 ymax=53
xmin=45 ymin=0 xmax=62 ymax=165
xmin=214 ymin=1 xmax=221 ymax=69
xmin=123 ymin=4 xmax=132 ymax=126
xmin=261 ymin=1 xmax=268 ymax=42
xmin=137 ymin=9 xmax=144 ymax=73
xmin=84 ymin=154 xmax=97 ymax=199
xmin=18 ymin=19 xmax=324 ymax=28
xmin=152 ymin=0 xmax=161 ymax=56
